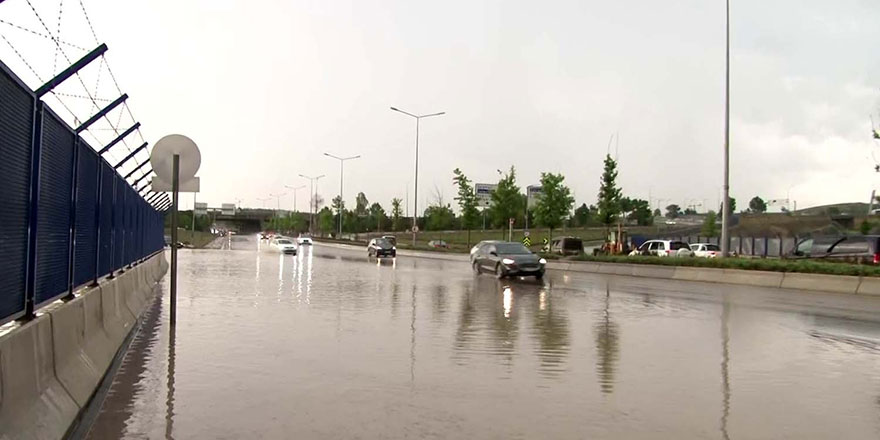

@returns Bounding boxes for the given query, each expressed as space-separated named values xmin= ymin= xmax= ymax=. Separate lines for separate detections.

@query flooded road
xmin=86 ymin=235 xmax=880 ymax=439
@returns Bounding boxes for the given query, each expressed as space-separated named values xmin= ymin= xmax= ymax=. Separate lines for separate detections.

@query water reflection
xmin=530 ymin=284 xmax=569 ymax=378
xmin=165 ymin=314 xmax=176 ymax=440
xmin=594 ymin=285 xmax=619 ymax=394
xmin=720 ymin=301 xmax=731 ymax=440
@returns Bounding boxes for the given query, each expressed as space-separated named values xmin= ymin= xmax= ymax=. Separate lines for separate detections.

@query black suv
xmin=471 ymin=241 xmax=546 ymax=279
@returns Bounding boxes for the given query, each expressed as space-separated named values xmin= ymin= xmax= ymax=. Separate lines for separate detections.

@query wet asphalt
xmin=85 ymin=234 xmax=880 ymax=439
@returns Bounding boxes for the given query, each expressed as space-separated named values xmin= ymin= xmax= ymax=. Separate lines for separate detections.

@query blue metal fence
xmin=0 ymin=59 xmax=165 ymax=325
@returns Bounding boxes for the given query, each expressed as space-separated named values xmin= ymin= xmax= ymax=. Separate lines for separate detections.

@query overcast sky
xmin=2 ymin=0 xmax=879 ymax=213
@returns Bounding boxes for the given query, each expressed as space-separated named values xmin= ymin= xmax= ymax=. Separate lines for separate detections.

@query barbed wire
xmin=0 ymin=18 xmax=89 ymax=51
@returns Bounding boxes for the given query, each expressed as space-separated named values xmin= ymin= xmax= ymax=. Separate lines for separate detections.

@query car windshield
xmin=375 ymin=239 xmax=393 ymax=249
xmin=276 ymin=239 xmax=292 ymax=244
xmin=495 ymin=243 xmax=531 ymax=254
xmin=706 ymin=244 xmax=720 ymax=251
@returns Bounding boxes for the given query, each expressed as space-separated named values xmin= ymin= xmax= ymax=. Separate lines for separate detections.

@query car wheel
xmin=494 ymin=264 xmax=505 ymax=279
xmin=535 ymin=271 xmax=544 ymax=280
xmin=472 ymin=261 xmax=481 ymax=274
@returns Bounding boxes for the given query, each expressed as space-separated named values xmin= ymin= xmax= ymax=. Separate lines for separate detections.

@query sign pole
xmin=170 ymin=154 xmax=179 ymax=327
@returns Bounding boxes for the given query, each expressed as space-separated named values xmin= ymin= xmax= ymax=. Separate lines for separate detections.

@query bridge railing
xmin=0 ymin=60 xmax=164 ymax=325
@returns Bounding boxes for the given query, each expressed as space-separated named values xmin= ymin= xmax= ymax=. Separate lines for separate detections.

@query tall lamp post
xmin=300 ymin=174 xmax=325 ymax=234
xmin=390 ymin=106 xmax=445 ymax=247
xmin=269 ymin=192 xmax=286 ymax=216
xmin=721 ymin=0 xmax=732 ymax=257
xmin=324 ymin=152 xmax=361 ymax=237
xmin=285 ymin=184 xmax=306 ymax=214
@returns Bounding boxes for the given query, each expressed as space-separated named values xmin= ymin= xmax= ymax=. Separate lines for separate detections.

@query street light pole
xmin=324 ymin=152 xmax=361 ymax=238
xmin=721 ymin=0 xmax=732 ymax=257
xmin=285 ymin=184 xmax=305 ymax=214
xmin=391 ymin=106 xmax=445 ymax=248
xmin=300 ymin=174 xmax=325 ymax=234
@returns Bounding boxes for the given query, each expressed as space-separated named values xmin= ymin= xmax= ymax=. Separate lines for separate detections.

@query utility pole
xmin=300 ymin=174 xmax=325 ymax=234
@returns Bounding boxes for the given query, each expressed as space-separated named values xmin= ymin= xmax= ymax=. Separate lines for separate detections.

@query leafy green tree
xmin=534 ymin=172 xmax=574 ymax=238
xmin=391 ymin=198 xmax=403 ymax=231
xmin=317 ymin=207 xmax=334 ymax=236
xmin=748 ymin=196 xmax=767 ymax=213
xmin=626 ymin=199 xmax=653 ymax=226
xmin=489 ymin=166 xmax=523 ymax=229
xmin=369 ymin=202 xmax=386 ymax=232
xmin=453 ymin=168 xmax=481 ymax=248
xmin=684 ymin=207 xmax=698 ymax=215
xmin=573 ymin=203 xmax=593 ymax=227
xmin=653 ymin=208 xmax=661 ymax=217
xmin=424 ymin=205 xmax=454 ymax=230
xmin=720 ymin=197 xmax=736 ymax=216
xmin=665 ymin=204 xmax=682 ymax=219
xmin=355 ymin=192 xmax=369 ymax=216
xmin=597 ymin=155 xmax=622 ymax=227
xmin=702 ymin=211 xmax=718 ymax=237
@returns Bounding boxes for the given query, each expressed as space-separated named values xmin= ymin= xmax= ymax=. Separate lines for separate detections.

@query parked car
xmin=271 ymin=238 xmax=297 ymax=254
xmin=427 ymin=240 xmax=449 ymax=249
xmin=792 ymin=235 xmax=880 ymax=264
xmin=550 ymin=236 xmax=583 ymax=255
xmin=297 ymin=236 xmax=313 ymax=245
xmin=690 ymin=243 xmax=721 ymax=258
xmin=630 ymin=240 xmax=694 ymax=257
xmin=368 ymin=238 xmax=397 ymax=258
xmin=471 ymin=241 xmax=546 ymax=279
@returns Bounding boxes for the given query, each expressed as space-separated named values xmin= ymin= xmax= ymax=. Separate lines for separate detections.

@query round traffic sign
xmin=150 ymin=134 xmax=201 ymax=182
xmin=412 ymin=226 xmax=420 ymax=233
xmin=523 ymin=230 xmax=530 ymax=237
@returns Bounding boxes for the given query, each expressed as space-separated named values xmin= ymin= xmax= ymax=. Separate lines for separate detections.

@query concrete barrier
xmin=0 ymin=314 xmax=79 ymax=440
xmin=780 ymin=272 xmax=861 ymax=295
xmin=856 ymin=277 xmax=880 ymax=296
xmin=0 ymin=251 xmax=166 ymax=440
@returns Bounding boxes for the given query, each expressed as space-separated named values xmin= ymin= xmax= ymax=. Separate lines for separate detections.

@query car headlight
xmin=539 ymin=258 xmax=547 ymax=264
xmin=392 ymin=246 xmax=396 ymax=250
xmin=502 ymin=258 xmax=515 ymax=265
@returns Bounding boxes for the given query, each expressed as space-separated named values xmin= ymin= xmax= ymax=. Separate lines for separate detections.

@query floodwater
xmin=86 ymin=235 xmax=880 ymax=439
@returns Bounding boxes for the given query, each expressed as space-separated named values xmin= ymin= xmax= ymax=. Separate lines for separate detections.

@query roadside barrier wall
xmin=0 ymin=251 xmax=167 ymax=440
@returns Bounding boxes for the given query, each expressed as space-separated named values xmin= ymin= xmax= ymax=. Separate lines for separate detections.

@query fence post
xmin=108 ymin=176 xmax=117 ymax=279
xmin=64 ymin=139 xmax=80 ymax=299
xmin=22 ymin=100 xmax=44 ymax=320
xmin=92 ymin=163 xmax=103 ymax=286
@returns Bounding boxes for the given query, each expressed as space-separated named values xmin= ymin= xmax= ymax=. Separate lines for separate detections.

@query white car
xmin=297 ymin=236 xmax=313 ymax=245
xmin=272 ymin=238 xmax=297 ymax=254
xmin=690 ymin=243 xmax=721 ymax=258
xmin=630 ymin=240 xmax=694 ymax=257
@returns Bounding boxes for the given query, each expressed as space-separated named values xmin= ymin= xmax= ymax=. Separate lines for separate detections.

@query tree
xmin=453 ymin=168 xmax=480 ymax=248
xmin=665 ymin=204 xmax=682 ymax=219
xmin=489 ymin=166 xmax=523 ymax=229
xmin=534 ymin=172 xmax=575 ymax=238
xmin=626 ymin=199 xmax=653 ymax=226
xmin=369 ymin=202 xmax=386 ymax=232
xmin=860 ymin=219 xmax=872 ymax=234
xmin=719 ymin=197 xmax=736 ymax=216
xmin=331 ymin=195 xmax=344 ymax=216
xmin=597 ymin=155 xmax=622 ymax=227
xmin=573 ymin=203 xmax=594 ymax=227
xmin=391 ymin=198 xmax=403 ymax=231
xmin=356 ymin=192 xmax=369 ymax=216
xmin=317 ymin=207 xmax=334 ymax=236
xmin=748 ymin=196 xmax=767 ymax=213
xmin=653 ymin=208 xmax=661 ymax=217
xmin=424 ymin=205 xmax=454 ymax=230
xmin=702 ymin=211 xmax=718 ymax=237
xmin=311 ymin=193 xmax=324 ymax=212
xmin=684 ymin=207 xmax=698 ymax=215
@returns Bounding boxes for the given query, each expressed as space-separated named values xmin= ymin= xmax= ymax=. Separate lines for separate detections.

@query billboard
xmin=526 ymin=185 xmax=543 ymax=208
xmin=221 ymin=203 xmax=236 ymax=216
xmin=194 ymin=202 xmax=208 ymax=216
xmin=475 ymin=183 xmax=497 ymax=208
